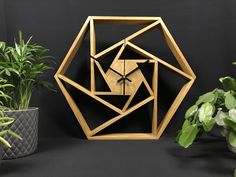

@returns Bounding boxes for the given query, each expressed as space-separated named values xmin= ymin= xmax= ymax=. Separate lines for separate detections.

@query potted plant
xmin=0 ymin=31 xmax=53 ymax=159
xmin=0 ymin=78 xmax=22 ymax=165
xmin=176 ymin=76 xmax=236 ymax=151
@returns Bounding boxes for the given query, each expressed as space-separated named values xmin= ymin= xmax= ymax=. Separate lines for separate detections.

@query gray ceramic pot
xmin=2 ymin=108 xmax=38 ymax=159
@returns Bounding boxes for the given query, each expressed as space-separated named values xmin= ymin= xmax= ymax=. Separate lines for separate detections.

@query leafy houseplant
xmin=0 ymin=78 xmax=22 ymax=165
xmin=0 ymin=31 xmax=53 ymax=110
xmin=0 ymin=31 xmax=53 ymax=159
xmin=176 ymin=76 xmax=236 ymax=150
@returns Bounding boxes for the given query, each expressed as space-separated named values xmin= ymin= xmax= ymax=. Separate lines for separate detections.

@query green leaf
xmin=182 ymin=119 xmax=191 ymax=129
xmin=177 ymin=124 xmax=199 ymax=148
xmin=176 ymin=130 xmax=182 ymax=142
xmin=219 ymin=76 xmax=236 ymax=92
xmin=203 ymin=118 xmax=215 ymax=132
xmin=198 ymin=102 xmax=214 ymax=123
xmin=5 ymin=69 xmax=11 ymax=76
xmin=7 ymin=130 xmax=22 ymax=140
xmin=196 ymin=92 xmax=216 ymax=105
xmin=0 ymin=136 xmax=11 ymax=148
xmin=229 ymin=109 xmax=236 ymax=122
xmin=0 ymin=117 xmax=14 ymax=127
xmin=224 ymin=117 xmax=236 ymax=132
xmin=228 ymin=131 xmax=236 ymax=147
xmin=225 ymin=92 xmax=236 ymax=109
xmin=185 ymin=105 xmax=198 ymax=119
xmin=214 ymin=110 xmax=227 ymax=126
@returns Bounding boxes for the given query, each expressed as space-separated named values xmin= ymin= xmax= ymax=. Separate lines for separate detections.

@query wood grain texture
xmin=90 ymin=18 xmax=96 ymax=93
xmin=55 ymin=16 xmax=196 ymax=140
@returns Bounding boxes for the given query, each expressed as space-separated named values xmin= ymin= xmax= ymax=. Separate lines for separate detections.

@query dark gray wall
xmin=0 ymin=0 xmax=236 ymax=138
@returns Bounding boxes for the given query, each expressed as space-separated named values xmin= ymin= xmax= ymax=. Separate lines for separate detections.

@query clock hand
xmin=117 ymin=59 xmax=149 ymax=83
xmin=117 ymin=76 xmax=131 ymax=83
xmin=109 ymin=67 xmax=123 ymax=77
xmin=125 ymin=59 xmax=149 ymax=78
xmin=109 ymin=67 xmax=131 ymax=83
xmin=90 ymin=55 xmax=98 ymax=61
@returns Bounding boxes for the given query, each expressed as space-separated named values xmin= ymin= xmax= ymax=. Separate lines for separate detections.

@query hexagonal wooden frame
xmin=54 ymin=16 xmax=196 ymax=140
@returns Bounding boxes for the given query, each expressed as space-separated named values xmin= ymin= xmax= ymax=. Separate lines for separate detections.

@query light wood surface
xmin=55 ymin=16 xmax=196 ymax=140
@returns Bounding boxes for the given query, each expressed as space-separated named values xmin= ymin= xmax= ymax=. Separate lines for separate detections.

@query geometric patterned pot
xmin=2 ymin=108 xmax=38 ymax=159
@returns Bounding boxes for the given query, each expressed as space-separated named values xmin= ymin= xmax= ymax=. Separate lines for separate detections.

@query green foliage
xmin=215 ymin=110 xmax=227 ymax=126
xmin=0 ymin=31 xmax=54 ymax=110
xmin=0 ymin=77 xmax=22 ymax=147
xmin=176 ymin=74 xmax=236 ymax=152
xmin=220 ymin=76 xmax=236 ymax=92
xmin=228 ymin=131 xmax=236 ymax=147
xmin=177 ymin=123 xmax=199 ymax=148
xmin=185 ymin=105 xmax=198 ymax=119
xmin=196 ymin=92 xmax=216 ymax=105
xmin=198 ymin=102 xmax=214 ymax=123
xmin=225 ymin=92 xmax=236 ymax=109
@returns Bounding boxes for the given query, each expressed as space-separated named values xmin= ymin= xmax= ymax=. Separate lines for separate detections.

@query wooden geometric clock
xmin=54 ymin=16 xmax=196 ymax=140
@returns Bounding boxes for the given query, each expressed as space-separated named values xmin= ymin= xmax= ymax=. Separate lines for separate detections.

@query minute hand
xmin=117 ymin=67 xmax=138 ymax=83
xmin=125 ymin=59 xmax=149 ymax=77
xmin=125 ymin=67 xmax=139 ymax=78
xmin=109 ymin=67 xmax=123 ymax=77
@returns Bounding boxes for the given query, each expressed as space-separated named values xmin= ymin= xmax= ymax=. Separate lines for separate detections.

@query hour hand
xmin=109 ymin=67 xmax=123 ymax=77
xmin=117 ymin=76 xmax=132 ymax=83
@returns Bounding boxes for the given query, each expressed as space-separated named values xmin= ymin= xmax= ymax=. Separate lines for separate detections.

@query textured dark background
xmin=0 ymin=1 xmax=236 ymax=177
xmin=1 ymin=0 xmax=236 ymax=139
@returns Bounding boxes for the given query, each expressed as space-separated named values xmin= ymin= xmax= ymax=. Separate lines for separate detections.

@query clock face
xmin=55 ymin=16 xmax=195 ymax=140
xmin=106 ymin=60 xmax=143 ymax=96
xmin=92 ymin=42 xmax=155 ymax=113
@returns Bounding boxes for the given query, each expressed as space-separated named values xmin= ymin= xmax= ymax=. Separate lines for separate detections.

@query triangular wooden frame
xmin=54 ymin=16 xmax=196 ymax=140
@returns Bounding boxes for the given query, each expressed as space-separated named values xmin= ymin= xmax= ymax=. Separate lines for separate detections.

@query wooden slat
xmin=54 ymin=75 xmax=91 ymax=137
xmin=122 ymin=90 xmax=138 ymax=112
xmin=159 ymin=19 xmax=196 ymax=78
xmin=152 ymin=61 xmax=158 ymax=135
xmin=119 ymin=59 xmax=156 ymax=63
xmin=110 ymin=44 xmax=125 ymax=67
xmin=57 ymin=74 xmax=123 ymax=114
xmin=94 ymin=40 xmax=124 ymax=59
xmin=90 ymin=18 xmax=96 ymax=93
xmin=139 ymin=73 xmax=153 ymax=96
xmin=89 ymin=133 xmax=158 ymax=140
xmin=89 ymin=96 xmax=154 ymax=136
xmin=127 ymin=42 xmax=193 ymax=80
xmin=94 ymin=92 xmax=121 ymax=95
xmin=156 ymin=79 xmax=195 ymax=138
xmin=56 ymin=17 xmax=90 ymax=75
xmin=126 ymin=21 xmax=160 ymax=41
xmin=94 ymin=61 xmax=113 ymax=91
xmin=91 ymin=16 xmax=160 ymax=24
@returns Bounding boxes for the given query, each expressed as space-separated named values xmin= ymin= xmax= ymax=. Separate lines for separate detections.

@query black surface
xmin=0 ymin=137 xmax=235 ymax=177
